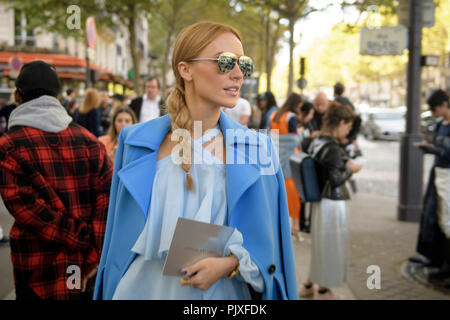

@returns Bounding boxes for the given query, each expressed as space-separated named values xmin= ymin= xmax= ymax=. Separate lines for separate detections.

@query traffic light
xmin=300 ymin=57 xmax=305 ymax=76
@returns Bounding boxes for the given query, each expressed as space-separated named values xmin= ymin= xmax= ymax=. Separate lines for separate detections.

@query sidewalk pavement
xmin=293 ymin=192 xmax=450 ymax=300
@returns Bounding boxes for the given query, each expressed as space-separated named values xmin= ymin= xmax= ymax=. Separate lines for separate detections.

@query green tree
xmin=2 ymin=0 xmax=158 ymax=95
xmin=103 ymin=0 xmax=159 ymax=95
xmin=223 ymin=1 xmax=286 ymax=91
xmin=238 ymin=0 xmax=319 ymax=95
xmin=147 ymin=0 xmax=214 ymax=93
xmin=1 ymin=0 xmax=97 ymax=40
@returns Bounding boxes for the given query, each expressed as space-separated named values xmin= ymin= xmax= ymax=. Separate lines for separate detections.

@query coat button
xmin=268 ymin=264 xmax=276 ymax=274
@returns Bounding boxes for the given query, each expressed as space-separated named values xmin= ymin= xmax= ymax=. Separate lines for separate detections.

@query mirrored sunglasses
xmin=189 ymin=52 xmax=254 ymax=77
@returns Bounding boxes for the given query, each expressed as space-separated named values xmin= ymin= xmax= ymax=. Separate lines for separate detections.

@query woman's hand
xmin=347 ymin=161 xmax=362 ymax=173
xmin=179 ymin=255 xmax=239 ymax=291
xmin=81 ymin=266 xmax=98 ymax=293
xmin=413 ymin=140 xmax=429 ymax=148
xmin=414 ymin=140 xmax=444 ymax=156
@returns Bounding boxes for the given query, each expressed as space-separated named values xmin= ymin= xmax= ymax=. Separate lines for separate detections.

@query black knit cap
xmin=15 ymin=60 xmax=61 ymax=97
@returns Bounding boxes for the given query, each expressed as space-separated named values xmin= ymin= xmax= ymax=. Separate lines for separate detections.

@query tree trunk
xmin=161 ymin=0 xmax=181 ymax=93
xmin=268 ymin=19 xmax=282 ymax=94
xmin=162 ymin=29 xmax=173 ymax=94
xmin=265 ymin=14 xmax=271 ymax=92
xmin=128 ymin=4 xmax=142 ymax=95
xmin=287 ymin=16 xmax=295 ymax=95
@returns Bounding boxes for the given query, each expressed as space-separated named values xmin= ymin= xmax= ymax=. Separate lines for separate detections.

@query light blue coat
xmin=93 ymin=111 xmax=299 ymax=300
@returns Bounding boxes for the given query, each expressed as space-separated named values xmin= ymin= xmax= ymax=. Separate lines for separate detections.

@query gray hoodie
xmin=8 ymin=95 xmax=72 ymax=133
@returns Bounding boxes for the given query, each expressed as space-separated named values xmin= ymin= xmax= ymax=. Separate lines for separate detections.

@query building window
xmin=14 ymin=10 xmax=35 ymax=46
xmin=53 ymin=32 xmax=59 ymax=50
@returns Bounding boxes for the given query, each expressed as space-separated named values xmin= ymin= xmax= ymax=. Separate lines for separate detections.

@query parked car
xmin=361 ymin=108 xmax=406 ymax=141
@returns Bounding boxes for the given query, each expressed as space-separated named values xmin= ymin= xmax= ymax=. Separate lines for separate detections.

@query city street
xmin=355 ymin=136 xmax=434 ymax=198
xmin=1 ymin=135 xmax=448 ymax=300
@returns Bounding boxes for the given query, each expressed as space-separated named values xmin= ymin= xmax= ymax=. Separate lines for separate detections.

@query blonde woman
xmin=74 ymin=88 xmax=103 ymax=137
xmin=94 ymin=21 xmax=298 ymax=300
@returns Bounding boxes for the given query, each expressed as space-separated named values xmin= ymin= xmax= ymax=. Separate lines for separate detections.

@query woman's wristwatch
xmin=227 ymin=253 xmax=240 ymax=279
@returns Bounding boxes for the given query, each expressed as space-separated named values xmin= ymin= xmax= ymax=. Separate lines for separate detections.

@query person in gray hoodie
xmin=0 ymin=61 xmax=113 ymax=300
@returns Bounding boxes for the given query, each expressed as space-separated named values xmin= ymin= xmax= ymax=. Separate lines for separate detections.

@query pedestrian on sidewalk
xmin=296 ymin=101 xmax=315 ymax=233
xmin=256 ymin=91 xmax=278 ymax=130
xmin=412 ymin=89 xmax=450 ymax=287
xmin=98 ymin=106 xmax=137 ymax=164
xmin=0 ymin=61 xmax=113 ymax=300
xmin=0 ymin=100 xmax=17 ymax=136
xmin=94 ymin=21 xmax=298 ymax=300
xmin=99 ymin=91 xmax=112 ymax=134
xmin=66 ymin=98 xmax=80 ymax=119
xmin=301 ymin=91 xmax=329 ymax=152
xmin=222 ymin=96 xmax=252 ymax=127
xmin=333 ymin=82 xmax=361 ymax=149
xmin=299 ymin=102 xmax=362 ymax=300
xmin=73 ymin=88 xmax=103 ymax=137
xmin=296 ymin=101 xmax=315 ymax=142
xmin=60 ymin=88 xmax=75 ymax=113
xmin=334 ymin=82 xmax=362 ymax=194
xmin=130 ymin=76 xmax=166 ymax=123
xmin=270 ymin=93 xmax=303 ymax=240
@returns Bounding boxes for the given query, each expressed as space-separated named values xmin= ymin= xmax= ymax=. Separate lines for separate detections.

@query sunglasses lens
xmin=239 ymin=56 xmax=253 ymax=77
xmin=218 ymin=53 xmax=237 ymax=73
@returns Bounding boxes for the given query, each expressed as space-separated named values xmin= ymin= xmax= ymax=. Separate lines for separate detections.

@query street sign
xmin=360 ymin=25 xmax=407 ymax=56
xmin=8 ymin=55 xmax=22 ymax=79
xmin=9 ymin=55 xmax=22 ymax=72
xmin=86 ymin=17 xmax=97 ymax=48
xmin=296 ymin=77 xmax=307 ymax=89
xmin=398 ymin=0 xmax=435 ymax=28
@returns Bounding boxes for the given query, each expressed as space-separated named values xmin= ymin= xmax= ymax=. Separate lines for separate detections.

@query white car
xmin=361 ymin=108 xmax=406 ymax=141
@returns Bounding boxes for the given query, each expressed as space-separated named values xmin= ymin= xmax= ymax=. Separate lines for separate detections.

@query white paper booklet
xmin=162 ymin=217 xmax=234 ymax=276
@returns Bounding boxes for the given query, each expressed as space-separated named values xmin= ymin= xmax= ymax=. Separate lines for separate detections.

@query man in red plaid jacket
xmin=0 ymin=61 xmax=113 ymax=300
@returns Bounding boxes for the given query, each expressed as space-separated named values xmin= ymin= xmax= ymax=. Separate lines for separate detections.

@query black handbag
xmin=289 ymin=152 xmax=321 ymax=202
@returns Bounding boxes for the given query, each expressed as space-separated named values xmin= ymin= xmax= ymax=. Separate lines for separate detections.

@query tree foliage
xmin=288 ymin=0 xmax=450 ymax=100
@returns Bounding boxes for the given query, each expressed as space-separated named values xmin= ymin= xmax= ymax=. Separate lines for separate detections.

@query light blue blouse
xmin=112 ymin=125 xmax=264 ymax=300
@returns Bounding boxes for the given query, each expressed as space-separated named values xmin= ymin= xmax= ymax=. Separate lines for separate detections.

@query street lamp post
xmin=85 ymin=44 xmax=91 ymax=89
xmin=397 ymin=0 xmax=423 ymax=222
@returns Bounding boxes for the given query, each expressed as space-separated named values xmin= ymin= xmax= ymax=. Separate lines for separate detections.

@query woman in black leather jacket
xmin=299 ymin=101 xmax=362 ymax=300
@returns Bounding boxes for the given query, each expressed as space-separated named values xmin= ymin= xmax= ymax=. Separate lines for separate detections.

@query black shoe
xmin=0 ymin=236 xmax=9 ymax=245
xmin=300 ymin=225 xmax=311 ymax=234
xmin=408 ymin=255 xmax=432 ymax=266
xmin=428 ymin=267 xmax=450 ymax=284
xmin=349 ymin=180 xmax=357 ymax=193
xmin=443 ymin=278 xmax=450 ymax=289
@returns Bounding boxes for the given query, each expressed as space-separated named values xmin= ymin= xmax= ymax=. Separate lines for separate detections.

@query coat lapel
xmin=117 ymin=115 xmax=172 ymax=219
xmin=219 ymin=112 xmax=263 ymax=216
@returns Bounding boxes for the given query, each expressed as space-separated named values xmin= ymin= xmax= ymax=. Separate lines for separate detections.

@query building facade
xmin=0 ymin=3 xmax=151 ymax=100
